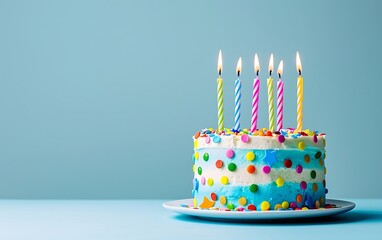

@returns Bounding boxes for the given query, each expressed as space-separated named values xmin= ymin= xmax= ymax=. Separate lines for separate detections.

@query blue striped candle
xmin=234 ymin=57 xmax=242 ymax=132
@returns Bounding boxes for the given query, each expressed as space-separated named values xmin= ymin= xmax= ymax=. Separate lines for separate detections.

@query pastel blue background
xmin=0 ymin=0 xmax=381 ymax=199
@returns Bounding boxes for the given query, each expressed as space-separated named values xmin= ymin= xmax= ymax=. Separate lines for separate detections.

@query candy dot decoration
xmin=276 ymin=177 xmax=284 ymax=187
xmin=207 ymin=178 xmax=214 ymax=186
xmin=238 ymin=197 xmax=247 ymax=206
xmin=284 ymin=159 xmax=292 ymax=168
xmin=247 ymin=165 xmax=256 ymax=174
xmin=300 ymin=181 xmax=307 ymax=190
xmin=245 ymin=152 xmax=255 ymax=161
xmin=261 ymin=201 xmax=270 ymax=211
xmin=262 ymin=165 xmax=271 ymax=174
xmin=241 ymin=134 xmax=250 ymax=143
xmin=197 ymin=167 xmax=202 ymax=175
xmin=228 ymin=163 xmax=237 ymax=172
xmin=249 ymin=184 xmax=258 ymax=193
xmin=226 ymin=149 xmax=235 ymax=158
xmin=215 ymin=160 xmax=223 ymax=168
xmin=203 ymin=153 xmax=209 ymax=161
xmin=219 ymin=196 xmax=227 ymax=205
xmin=221 ymin=176 xmax=229 ymax=185
xmin=296 ymin=164 xmax=303 ymax=174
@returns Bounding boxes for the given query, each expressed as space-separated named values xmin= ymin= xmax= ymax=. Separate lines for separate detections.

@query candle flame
xmin=268 ymin=53 xmax=274 ymax=75
xmin=218 ymin=50 xmax=223 ymax=75
xmin=296 ymin=52 xmax=302 ymax=74
xmin=254 ymin=54 xmax=260 ymax=75
xmin=236 ymin=57 xmax=242 ymax=77
xmin=277 ymin=60 xmax=284 ymax=77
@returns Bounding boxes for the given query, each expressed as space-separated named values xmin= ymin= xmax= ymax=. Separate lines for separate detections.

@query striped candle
xmin=251 ymin=54 xmax=260 ymax=133
xmin=234 ymin=58 xmax=242 ymax=132
xmin=217 ymin=50 xmax=224 ymax=132
xmin=267 ymin=54 xmax=275 ymax=132
xmin=296 ymin=52 xmax=303 ymax=132
xmin=277 ymin=60 xmax=284 ymax=132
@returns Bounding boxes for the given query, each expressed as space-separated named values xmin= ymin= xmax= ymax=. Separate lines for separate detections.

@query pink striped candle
xmin=277 ymin=60 xmax=284 ymax=132
xmin=251 ymin=54 xmax=260 ymax=133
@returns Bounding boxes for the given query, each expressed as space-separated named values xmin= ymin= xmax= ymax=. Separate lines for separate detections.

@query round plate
xmin=163 ymin=198 xmax=355 ymax=221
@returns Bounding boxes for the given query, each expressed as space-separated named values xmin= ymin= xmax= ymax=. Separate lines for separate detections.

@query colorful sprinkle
xmin=281 ymin=201 xmax=289 ymax=209
xmin=274 ymin=204 xmax=282 ymax=210
xmin=247 ymin=204 xmax=256 ymax=211
xmin=278 ymin=135 xmax=285 ymax=143
xmin=263 ymin=166 xmax=271 ymax=174
xmin=249 ymin=184 xmax=258 ymax=193
xmin=226 ymin=149 xmax=235 ymax=158
xmin=245 ymin=152 xmax=255 ymax=161
xmin=247 ymin=165 xmax=256 ymax=174
xmin=289 ymin=201 xmax=297 ymax=209
xmin=228 ymin=163 xmax=237 ymax=172
xmin=227 ymin=203 xmax=235 ymax=210
xmin=211 ymin=192 xmax=217 ymax=201
xmin=241 ymin=134 xmax=250 ymax=143
xmin=215 ymin=160 xmax=223 ymax=168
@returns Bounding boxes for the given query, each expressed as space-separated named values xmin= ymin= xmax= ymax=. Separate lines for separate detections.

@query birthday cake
xmin=192 ymin=128 xmax=327 ymax=211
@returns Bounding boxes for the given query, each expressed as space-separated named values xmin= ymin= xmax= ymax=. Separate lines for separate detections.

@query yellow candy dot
xmin=207 ymin=178 xmax=214 ymax=186
xmin=276 ymin=177 xmax=284 ymax=187
xmin=193 ymin=198 xmax=197 ymax=207
xmin=245 ymin=152 xmax=255 ymax=161
xmin=281 ymin=201 xmax=289 ymax=209
xmin=221 ymin=176 xmax=229 ymax=185
xmin=302 ymin=207 xmax=309 ymax=210
xmin=315 ymin=200 xmax=320 ymax=208
xmin=192 ymin=164 xmax=196 ymax=173
xmin=261 ymin=201 xmax=270 ymax=211
xmin=194 ymin=140 xmax=198 ymax=149
xmin=274 ymin=204 xmax=282 ymax=210
xmin=324 ymin=167 xmax=327 ymax=175
xmin=320 ymin=197 xmax=325 ymax=205
xmin=194 ymin=152 xmax=199 ymax=160
xmin=298 ymin=141 xmax=305 ymax=150
xmin=219 ymin=196 xmax=227 ymax=205
xmin=323 ymin=139 xmax=326 ymax=147
xmin=238 ymin=197 xmax=247 ymax=206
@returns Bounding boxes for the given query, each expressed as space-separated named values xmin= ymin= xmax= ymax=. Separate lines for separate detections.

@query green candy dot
xmin=203 ymin=153 xmax=209 ymax=161
xmin=250 ymin=184 xmax=258 ymax=193
xmin=315 ymin=151 xmax=322 ymax=159
xmin=228 ymin=163 xmax=237 ymax=171
xmin=198 ymin=167 xmax=202 ymax=175
xmin=227 ymin=203 xmax=235 ymax=210
xmin=311 ymin=170 xmax=316 ymax=179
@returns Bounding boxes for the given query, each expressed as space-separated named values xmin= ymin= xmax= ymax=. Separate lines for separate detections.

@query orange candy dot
xmin=304 ymin=155 xmax=310 ymax=163
xmin=266 ymin=130 xmax=273 ymax=136
xmin=312 ymin=183 xmax=318 ymax=192
xmin=296 ymin=194 xmax=303 ymax=203
xmin=194 ymin=132 xmax=201 ymax=139
xmin=247 ymin=165 xmax=256 ymax=174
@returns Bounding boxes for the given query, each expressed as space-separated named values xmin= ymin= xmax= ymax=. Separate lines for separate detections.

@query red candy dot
xmin=247 ymin=204 xmax=257 ymax=211
xmin=266 ymin=130 xmax=273 ymax=136
xmin=226 ymin=149 xmax=235 ymax=158
xmin=296 ymin=165 xmax=303 ymax=174
xmin=215 ymin=160 xmax=223 ymax=168
xmin=278 ymin=135 xmax=285 ymax=143
xmin=284 ymin=159 xmax=292 ymax=168
xmin=263 ymin=166 xmax=271 ymax=174
xmin=247 ymin=165 xmax=256 ymax=174
xmin=211 ymin=192 xmax=217 ymax=201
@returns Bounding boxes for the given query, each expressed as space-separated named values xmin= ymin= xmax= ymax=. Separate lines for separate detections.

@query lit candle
xmin=233 ymin=57 xmax=242 ymax=132
xmin=217 ymin=50 xmax=224 ymax=132
xmin=251 ymin=54 xmax=260 ymax=133
xmin=267 ymin=54 xmax=275 ymax=132
xmin=296 ymin=52 xmax=304 ymax=132
xmin=277 ymin=60 xmax=284 ymax=132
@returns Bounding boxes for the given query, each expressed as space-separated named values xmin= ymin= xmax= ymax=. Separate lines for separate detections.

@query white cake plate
xmin=163 ymin=198 xmax=355 ymax=221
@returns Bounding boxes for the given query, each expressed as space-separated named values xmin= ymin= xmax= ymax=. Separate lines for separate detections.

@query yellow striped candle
xmin=217 ymin=50 xmax=224 ymax=132
xmin=267 ymin=54 xmax=275 ymax=132
xmin=296 ymin=52 xmax=303 ymax=132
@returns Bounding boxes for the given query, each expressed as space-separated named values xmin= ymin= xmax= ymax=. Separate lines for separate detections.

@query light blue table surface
xmin=0 ymin=199 xmax=380 ymax=240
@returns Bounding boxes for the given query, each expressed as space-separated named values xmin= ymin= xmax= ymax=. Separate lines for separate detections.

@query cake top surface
xmin=193 ymin=128 xmax=326 ymax=150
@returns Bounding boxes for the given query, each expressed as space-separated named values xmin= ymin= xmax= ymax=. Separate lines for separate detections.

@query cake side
xmin=192 ymin=129 xmax=327 ymax=211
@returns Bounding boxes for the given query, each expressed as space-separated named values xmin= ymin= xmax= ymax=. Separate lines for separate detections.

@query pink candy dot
xmin=201 ymin=177 xmax=206 ymax=185
xmin=300 ymin=181 xmax=307 ymax=190
xmin=200 ymin=177 xmax=206 ymax=185
xmin=313 ymin=135 xmax=318 ymax=143
xmin=278 ymin=135 xmax=285 ymax=143
xmin=226 ymin=149 xmax=235 ymax=158
xmin=241 ymin=134 xmax=250 ymax=143
xmin=262 ymin=166 xmax=271 ymax=174
xmin=296 ymin=165 xmax=303 ymax=174
xmin=290 ymin=202 xmax=297 ymax=209
xmin=205 ymin=136 xmax=211 ymax=144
